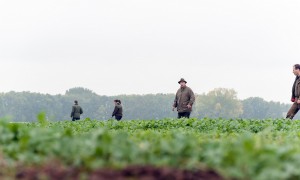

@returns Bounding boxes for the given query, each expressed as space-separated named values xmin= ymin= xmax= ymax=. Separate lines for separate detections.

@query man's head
xmin=74 ymin=100 xmax=78 ymax=105
xmin=178 ymin=78 xmax=187 ymax=88
xmin=114 ymin=99 xmax=121 ymax=104
xmin=293 ymin=64 xmax=300 ymax=76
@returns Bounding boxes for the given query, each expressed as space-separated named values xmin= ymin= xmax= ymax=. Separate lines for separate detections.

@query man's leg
xmin=178 ymin=112 xmax=184 ymax=118
xmin=72 ymin=118 xmax=80 ymax=121
xmin=115 ymin=116 xmax=122 ymax=121
xmin=183 ymin=112 xmax=191 ymax=118
xmin=178 ymin=112 xmax=190 ymax=118
xmin=286 ymin=102 xmax=299 ymax=119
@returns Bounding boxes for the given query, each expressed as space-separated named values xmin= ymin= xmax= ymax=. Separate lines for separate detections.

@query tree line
xmin=0 ymin=87 xmax=294 ymax=122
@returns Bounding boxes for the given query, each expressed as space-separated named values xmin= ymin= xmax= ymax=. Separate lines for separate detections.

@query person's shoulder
xmin=187 ymin=86 xmax=194 ymax=91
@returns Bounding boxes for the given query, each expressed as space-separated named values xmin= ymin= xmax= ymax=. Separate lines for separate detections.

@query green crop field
xmin=1 ymin=114 xmax=300 ymax=179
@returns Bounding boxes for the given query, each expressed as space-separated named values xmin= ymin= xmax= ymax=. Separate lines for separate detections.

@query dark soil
xmin=13 ymin=165 xmax=225 ymax=180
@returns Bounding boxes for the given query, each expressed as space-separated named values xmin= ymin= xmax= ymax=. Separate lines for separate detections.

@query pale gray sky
xmin=1 ymin=0 xmax=300 ymax=103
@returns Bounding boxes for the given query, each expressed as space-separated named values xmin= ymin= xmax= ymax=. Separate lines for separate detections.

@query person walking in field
xmin=71 ymin=100 xmax=83 ymax=121
xmin=112 ymin=99 xmax=123 ymax=121
xmin=286 ymin=64 xmax=300 ymax=119
xmin=173 ymin=78 xmax=195 ymax=118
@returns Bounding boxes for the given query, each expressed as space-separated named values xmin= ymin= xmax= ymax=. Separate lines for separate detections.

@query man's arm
xmin=188 ymin=88 xmax=195 ymax=108
xmin=112 ymin=106 xmax=118 ymax=117
xmin=70 ymin=106 xmax=75 ymax=117
xmin=173 ymin=90 xmax=179 ymax=107
xmin=173 ymin=91 xmax=178 ymax=111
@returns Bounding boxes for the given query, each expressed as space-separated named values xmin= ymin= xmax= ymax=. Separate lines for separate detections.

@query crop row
xmin=1 ymin=117 xmax=300 ymax=179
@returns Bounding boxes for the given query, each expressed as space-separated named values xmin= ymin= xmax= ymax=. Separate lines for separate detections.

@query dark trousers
xmin=286 ymin=102 xmax=300 ymax=119
xmin=178 ymin=112 xmax=191 ymax=119
xmin=115 ymin=116 xmax=122 ymax=121
xmin=72 ymin=117 xmax=80 ymax=121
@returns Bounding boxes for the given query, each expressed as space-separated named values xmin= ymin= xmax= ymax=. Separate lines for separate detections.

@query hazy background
xmin=1 ymin=0 xmax=300 ymax=103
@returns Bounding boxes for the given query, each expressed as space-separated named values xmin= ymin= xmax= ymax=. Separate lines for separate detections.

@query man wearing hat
xmin=286 ymin=64 xmax=300 ymax=119
xmin=70 ymin=100 xmax=83 ymax=121
xmin=172 ymin=78 xmax=195 ymax=118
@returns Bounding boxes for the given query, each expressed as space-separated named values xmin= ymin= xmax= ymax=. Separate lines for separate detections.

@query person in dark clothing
xmin=286 ymin=64 xmax=300 ymax=119
xmin=71 ymin=100 xmax=83 ymax=121
xmin=112 ymin=99 xmax=123 ymax=121
xmin=173 ymin=78 xmax=195 ymax=119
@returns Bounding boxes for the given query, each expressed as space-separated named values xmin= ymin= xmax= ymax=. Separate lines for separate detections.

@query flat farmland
xmin=1 ymin=117 xmax=300 ymax=180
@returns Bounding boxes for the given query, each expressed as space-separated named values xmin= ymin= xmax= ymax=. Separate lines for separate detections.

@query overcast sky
xmin=1 ymin=0 xmax=300 ymax=103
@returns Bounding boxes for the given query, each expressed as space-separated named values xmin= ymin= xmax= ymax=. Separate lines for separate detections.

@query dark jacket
xmin=173 ymin=86 xmax=195 ymax=113
xmin=71 ymin=104 xmax=83 ymax=118
xmin=292 ymin=76 xmax=299 ymax=99
xmin=112 ymin=103 xmax=123 ymax=117
xmin=294 ymin=77 xmax=300 ymax=99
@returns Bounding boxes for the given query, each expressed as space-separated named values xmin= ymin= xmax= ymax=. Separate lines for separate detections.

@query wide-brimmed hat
xmin=178 ymin=78 xmax=187 ymax=84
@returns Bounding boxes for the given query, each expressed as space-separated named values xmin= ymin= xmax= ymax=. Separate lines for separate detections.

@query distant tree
xmin=194 ymin=88 xmax=243 ymax=119
xmin=241 ymin=97 xmax=269 ymax=119
xmin=241 ymin=97 xmax=290 ymax=119
xmin=114 ymin=94 xmax=175 ymax=120
xmin=0 ymin=87 xmax=295 ymax=121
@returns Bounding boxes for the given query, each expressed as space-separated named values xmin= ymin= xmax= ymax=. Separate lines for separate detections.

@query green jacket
xmin=71 ymin=105 xmax=83 ymax=118
xmin=112 ymin=104 xmax=123 ymax=117
xmin=173 ymin=86 xmax=195 ymax=113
